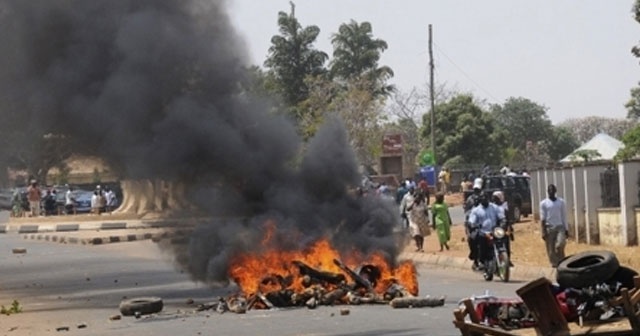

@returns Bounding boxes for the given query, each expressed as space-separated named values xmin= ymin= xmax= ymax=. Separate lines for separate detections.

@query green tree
xmin=329 ymin=20 xmax=394 ymax=98
xmin=559 ymin=116 xmax=636 ymax=144
xmin=490 ymin=97 xmax=553 ymax=152
xmin=301 ymin=76 xmax=385 ymax=169
xmin=264 ymin=2 xmax=328 ymax=119
xmin=546 ymin=126 xmax=580 ymax=161
xmin=616 ymin=124 xmax=640 ymax=160
xmin=422 ymin=94 xmax=503 ymax=167
xmin=627 ymin=0 xmax=640 ymax=119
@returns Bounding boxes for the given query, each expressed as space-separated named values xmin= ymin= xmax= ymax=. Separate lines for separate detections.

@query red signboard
xmin=382 ymin=134 xmax=403 ymax=155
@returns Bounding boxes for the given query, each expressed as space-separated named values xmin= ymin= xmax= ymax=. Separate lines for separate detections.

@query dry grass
xmin=419 ymin=216 xmax=640 ymax=272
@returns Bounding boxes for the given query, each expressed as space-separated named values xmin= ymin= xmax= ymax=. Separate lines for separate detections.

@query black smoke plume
xmin=0 ymin=0 xmax=400 ymax=284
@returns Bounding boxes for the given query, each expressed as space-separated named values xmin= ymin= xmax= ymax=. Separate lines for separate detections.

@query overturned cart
xmin=453 ymin=251 xmax=640 ymax=335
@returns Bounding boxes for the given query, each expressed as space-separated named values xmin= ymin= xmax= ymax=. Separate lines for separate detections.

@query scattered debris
xmin=1 ymin=300 xmax=23 ymax=315
xmin=11 ymin=248 xmax=26 ymax=254
xmin=119 ymin=297 xmax=163 ymax=316
xmin=390 ymin=295 xmax=446 ymax=308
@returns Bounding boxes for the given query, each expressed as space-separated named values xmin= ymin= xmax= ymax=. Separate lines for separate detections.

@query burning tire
xmin=556 ymin=251 xmax=619 ymax=289
xmin=119 ymin=297 xmax=163 ymax=316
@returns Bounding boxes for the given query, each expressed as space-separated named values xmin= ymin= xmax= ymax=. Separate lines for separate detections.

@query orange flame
xmin=228 ymin=225 xmax=418 ymax=298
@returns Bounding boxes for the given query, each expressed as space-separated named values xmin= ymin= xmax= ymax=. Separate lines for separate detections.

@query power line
xmin=433 ymin=41 xmax=501 ymax=104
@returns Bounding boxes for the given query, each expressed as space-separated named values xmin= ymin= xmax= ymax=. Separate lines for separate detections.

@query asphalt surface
xmin=0 ymin=207 xmax=556 ymax=282
xmin=0 ymin=233 xmax=530 ymax=336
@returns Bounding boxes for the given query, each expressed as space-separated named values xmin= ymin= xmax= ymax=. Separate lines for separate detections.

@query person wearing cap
xmin=464 ymin=177 xmax=484 ymax=269
xmin=540 ymin=184 xmax=568 ymax=268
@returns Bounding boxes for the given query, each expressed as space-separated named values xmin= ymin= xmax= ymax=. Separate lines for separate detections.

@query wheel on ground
xmin=119 ymin=297 xmax=163 ymax=316
xmin=497 ymin=252 xmax=510 ymax=282
xmin=556 ymin=251 xmax=619 ymax=288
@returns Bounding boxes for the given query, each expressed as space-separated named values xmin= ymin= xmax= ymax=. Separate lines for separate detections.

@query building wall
xmin=597 ymin=208 xmax=624 ymax=246
xmin=532 ymin=160 xmax=640 ymax=247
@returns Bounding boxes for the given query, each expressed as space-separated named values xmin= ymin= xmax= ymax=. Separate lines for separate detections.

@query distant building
xmin=560 ymin=133 xmax=623 ymax=163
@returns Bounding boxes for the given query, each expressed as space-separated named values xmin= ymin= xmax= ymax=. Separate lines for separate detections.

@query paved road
xmin=0 ymin=233 xmax=527 ymax=336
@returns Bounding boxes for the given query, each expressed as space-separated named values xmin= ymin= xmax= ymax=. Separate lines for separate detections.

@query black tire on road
xmin=556 ymin=251 xmax=619 ymax=289
xmin=119 ymin=297 xmax=163 ymax=316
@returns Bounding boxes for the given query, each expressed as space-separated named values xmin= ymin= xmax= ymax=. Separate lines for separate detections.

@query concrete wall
xmin=583 ymin=165 xmax=604 ymax=245
xmin=619 ymin=161 xmax=640 ymax=245
xmin=531 ymin=170 xmax=542 ymax=220
xmin=598 ymin=208 xmax=624 ymax=246
xmin=561 ymin=168 xmax=575 ymax=237
xmin=572 ymin=166 xmax=587 ymax=243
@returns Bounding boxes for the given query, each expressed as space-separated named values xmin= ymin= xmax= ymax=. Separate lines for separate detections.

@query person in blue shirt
xmin=468 ymin=193 xmax=506 ymax=275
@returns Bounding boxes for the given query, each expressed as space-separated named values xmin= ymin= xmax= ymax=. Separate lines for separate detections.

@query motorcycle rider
xmin=468 ymin=193 xmax=506 ymax=277
xmin=491 ymin=191 xmax=513 ymax=266
xmin=464 ymin=178 xmax=484 ymax=270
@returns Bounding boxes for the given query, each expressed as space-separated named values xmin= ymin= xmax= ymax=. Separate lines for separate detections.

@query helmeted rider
xmin=491 ymin=191 xmax=513 ymax=266
xmin=468 ymin=193 xmax=506 ymax=277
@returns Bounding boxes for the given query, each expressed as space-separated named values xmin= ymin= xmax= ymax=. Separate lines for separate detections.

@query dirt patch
xmin=413 ymin=217 xmax=640 ymax=272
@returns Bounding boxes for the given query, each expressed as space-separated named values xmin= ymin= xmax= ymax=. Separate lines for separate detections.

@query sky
xmin=228 ymin=0 xmax=640 ymax=125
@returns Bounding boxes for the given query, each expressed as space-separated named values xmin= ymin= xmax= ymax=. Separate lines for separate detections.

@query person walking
xmin=407 ymin=190 xmax=430 ymax=252
xmin=540 ymin=184 xmax=568 ymax=268
xmin=431 ymin=192 xmax=451 ymax=251
xmin=400 ymin=186 xmax=415 ymax=229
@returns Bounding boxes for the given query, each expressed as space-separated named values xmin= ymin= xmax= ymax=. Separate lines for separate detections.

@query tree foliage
xmin=546 ymin=126 xmax=580 ymax=161
xmin=421 ymin=94 xmax=503 ymax=167
xmin=490 ymin=97 xmax=552 ymax=151
xmin=558 ymin=116 xmax=636 ymax=144
xmin=616 ymin=124 xmax=640 ymax=160
xmin=330 ymin=20 xmax=394 ymax=98
xmin=627 ymin=0 xmax=640 ymax=119
xmin=301 ymin=76 xmax=385 ymax=169
xmin=264 ymin=2 xmax=328 ymax=119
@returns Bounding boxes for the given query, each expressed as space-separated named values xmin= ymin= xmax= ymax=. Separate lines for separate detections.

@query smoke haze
xmin=0 ymin=0 xmax=400 ymax=283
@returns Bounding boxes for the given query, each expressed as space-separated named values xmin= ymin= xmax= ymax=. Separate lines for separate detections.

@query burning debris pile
xmin=191 ymin=233 xmax=444 ymax=313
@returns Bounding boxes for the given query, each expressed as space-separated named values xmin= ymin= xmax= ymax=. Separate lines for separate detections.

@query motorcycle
xmin=481 ymin=226 xmax=510 ymax=282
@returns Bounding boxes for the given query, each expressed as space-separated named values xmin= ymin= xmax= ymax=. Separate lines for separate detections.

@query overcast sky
xmin=228 ymin=0 xmax=640 ymax=125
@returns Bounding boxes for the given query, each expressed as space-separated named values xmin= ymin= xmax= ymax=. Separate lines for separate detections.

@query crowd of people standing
xmin=12 ymin=180 xmax=118 ymax=217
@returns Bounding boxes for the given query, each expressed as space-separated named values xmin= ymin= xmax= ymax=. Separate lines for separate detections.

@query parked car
xmin=463 ymin=175 xmax=532 ymax=223
xmin=0 ymin=188 xmax=13 ymax=210
xmin=73 ymin=190 xmax=95 ymax=213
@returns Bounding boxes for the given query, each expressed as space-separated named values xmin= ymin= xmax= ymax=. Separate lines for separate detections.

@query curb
xmin=22 ymin=231 xmax=157 ymax=245
xmin=1 ymin=219 xmax=195 ymax=234
xmin=400 ymin=251 xmax=556 ymax=282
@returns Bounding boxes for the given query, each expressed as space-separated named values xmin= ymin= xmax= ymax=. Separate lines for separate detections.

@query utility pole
xmin=428 ymin=24 xmax=436 ymax=166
